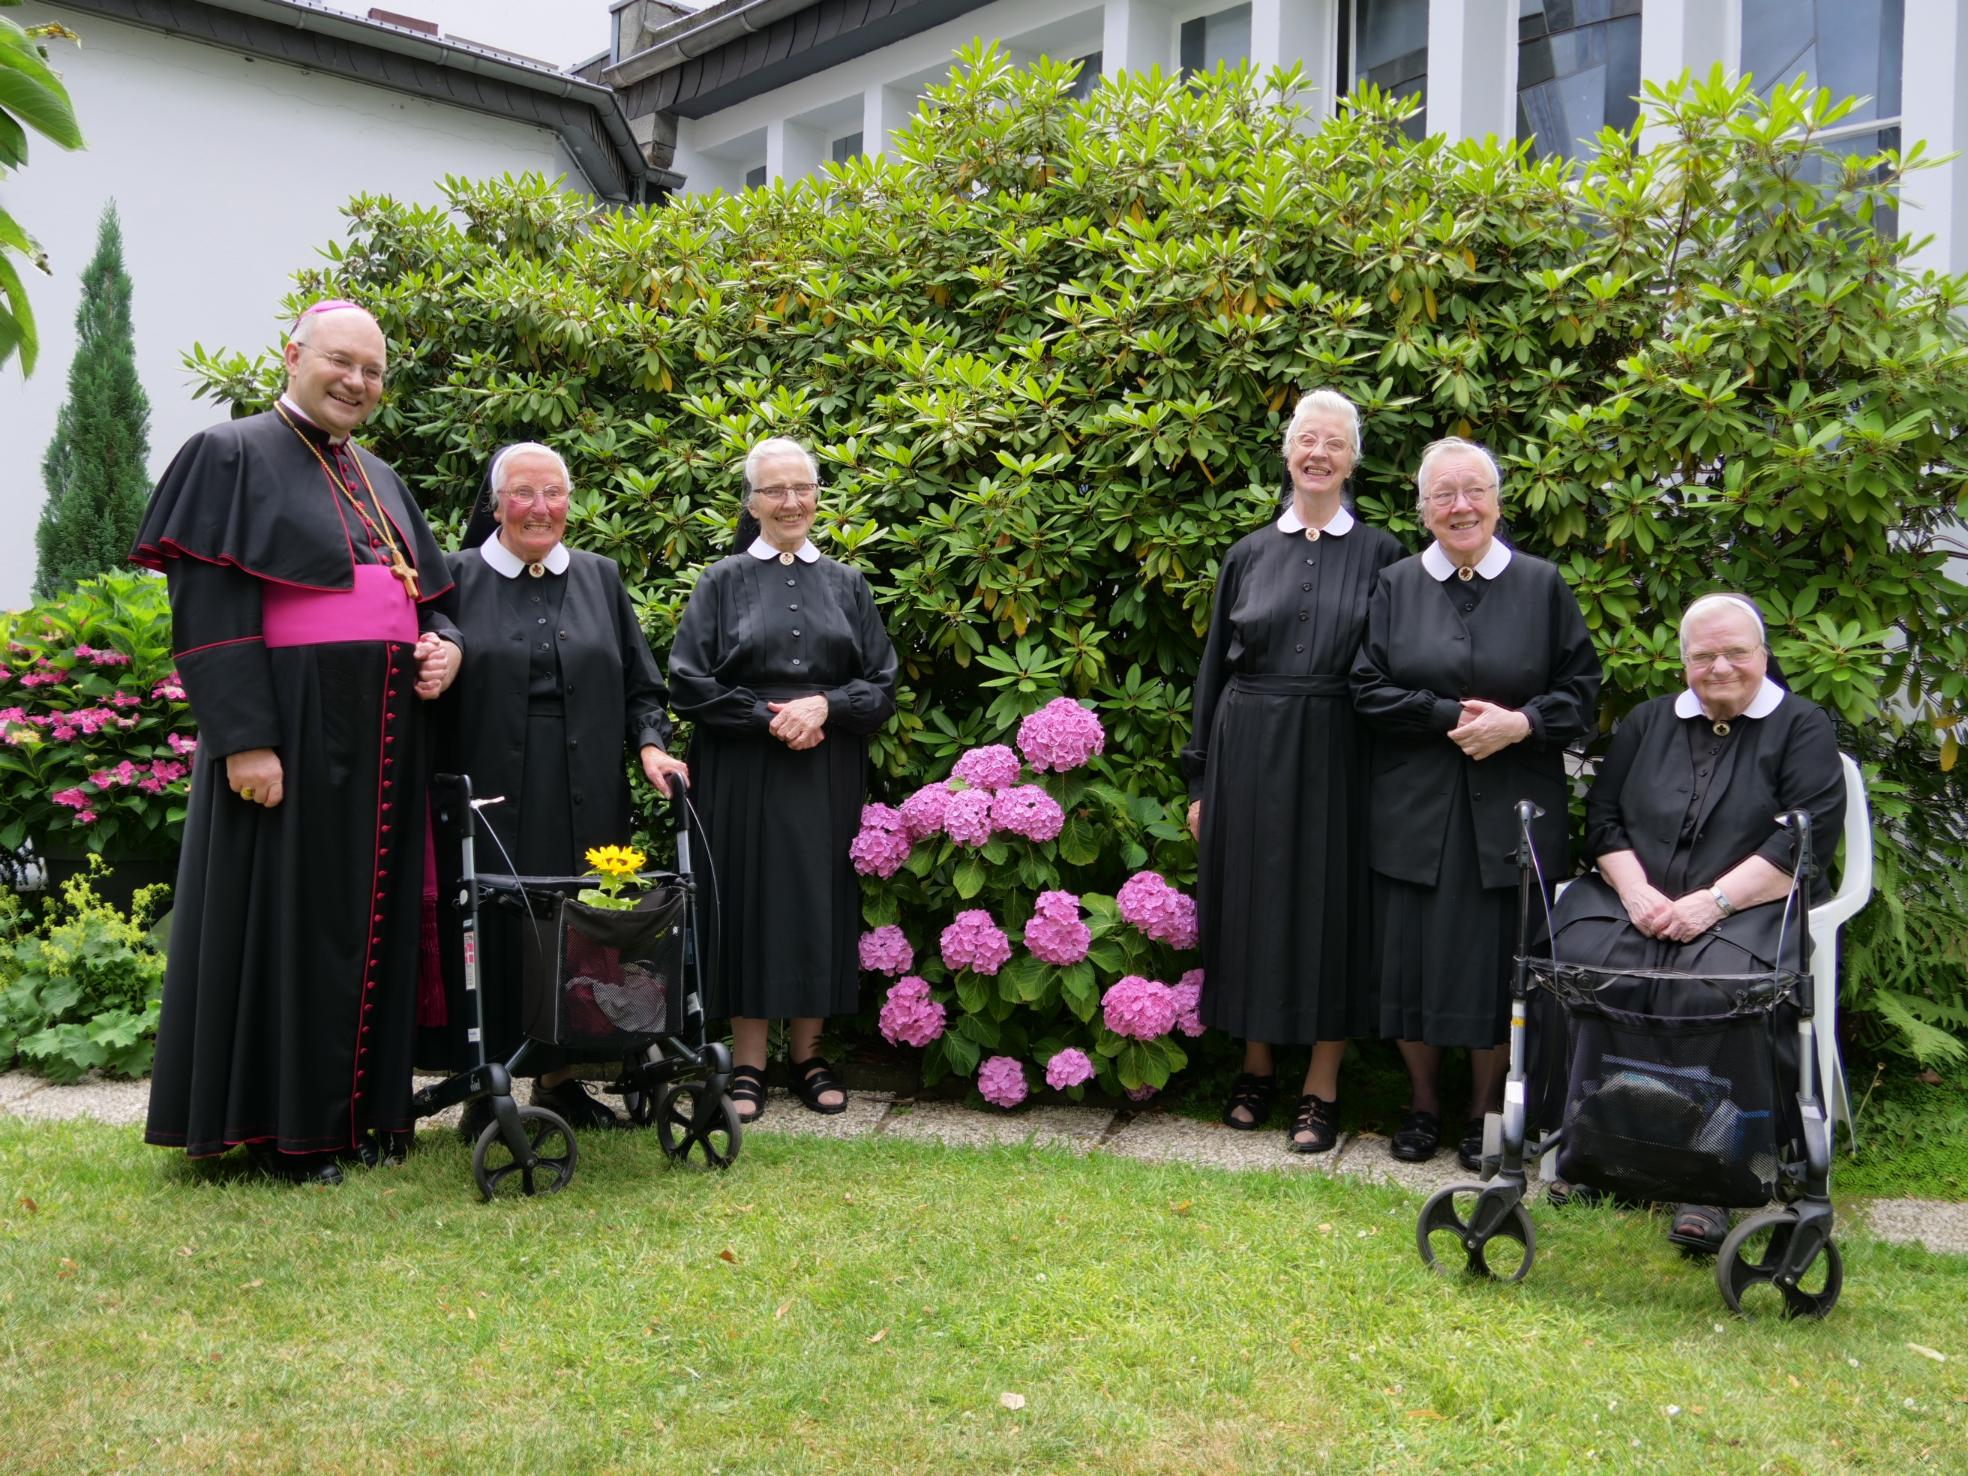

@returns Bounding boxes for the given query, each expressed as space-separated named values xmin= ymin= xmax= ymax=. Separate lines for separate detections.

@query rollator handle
xmin=1776 ymin=808 xmax=1815 ymax=880
xmin=1515 ymin=799 xmax=1546 ymax=822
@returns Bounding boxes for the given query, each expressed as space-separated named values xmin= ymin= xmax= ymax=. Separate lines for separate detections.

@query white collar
xmin=277 ymin=394 xmax=349 ymax=446
xmin=1675 ymin=676 xmax=1784 ymax=722
xmin=1422 ymin=539 xmax=1512 ymax=582
xmin=748 ymin=536 xmax=820 ymax=563
xmin=1277 ymin=504 xmax=1355 ymax=537
xmin=479 ymin=533 xmax=570 ymax=578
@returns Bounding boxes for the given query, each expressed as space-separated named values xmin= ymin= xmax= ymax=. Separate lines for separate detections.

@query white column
xmin=1900 ymin=0 xmax=1968 ymax=276
xmin=1249 ymin=0 xmax=1340 ymax=117
xmin=1426 ymin=0 xmax=1516 ymax=142
xmin=768 ymin=119 xmax=824 ymax=183
xmin=1637 ymin=0 xmax=1741 ymax=147
xmin=865 ymin=82 xmax=919 ymax=159
xmin=1102 ymin=0 xmax=1172 ymax=77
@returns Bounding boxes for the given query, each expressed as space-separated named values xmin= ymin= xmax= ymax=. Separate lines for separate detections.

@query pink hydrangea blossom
xmin=898 ymin=781 xmax=952 ymax=841
xmin=1116 ymin=871 xmax=1200 ymax=949
xmin=990 ymin=784 xmax=1064 ymax=843
xmin=941 ymin=787 xmax=995 ymax=848
xmin=152 ymin=678 xmax=186 ymax=702
xmin=51 ymin=787 xmax=91 ymax=811
xmin=878 ymin=976 xmax=946 ymax=1047
xmin=0 ymin=665 xmax=10 ymax=682
xmin=976 ymin=1055 xmax=1029 ymax=1109
xmin=74 ymin=644 xmax=130 ymax=668
xmin=167 ymin=732 xmax=198 ymax=755
xmin=19 ymin=671 xmax=62 ymax=687
xmin=107 ymin=691 xmax=140 ymax=708
xmin=940 ymin=908 xmax=1011 ymax=976
xmin=848 ymin=804 xmax=913 ymax=878
xmin=951 ymin=743 xmax=1022 ymax=793
xmin=149 ymin=758 xmax=188 ymax=784
xmin=1170 ymin=969 xmax=1206 ymax=1038
xmin=1045 ymin=1048 xmax=1095 ymax=1090
xmin=1102 ymin=975 xmax=1179 ymax=1040
xmin=1023 ymin=889 xmax=1091 ymax=965
xmin=1126 ymin=1083 xmax=1158 ymax=1103
xmin=858 ymin=925 xmax=914 ymax=976
xmin=1016 ymin=698 xmax=1106 ymax=773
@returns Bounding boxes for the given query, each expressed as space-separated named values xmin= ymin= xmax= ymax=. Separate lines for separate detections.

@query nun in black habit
xmin=1546 ymin=593 xmax=1844 ymax=1250
xmin=667 ymin=436 xmax=898 ymax=1123
xmin=1181 ymin=389 xmax=1403 ymax=1153
xmin=422 ymin=442 xmax=687 ymax=1131
xmin=130 ymin=300 xmax=458 ymax=1184
xmin=1351 ymin=437 xmax=1601 ymax=1170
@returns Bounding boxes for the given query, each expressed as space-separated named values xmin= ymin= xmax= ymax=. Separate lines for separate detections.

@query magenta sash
xmin=262 ymin=564 xmax=418 ymax=648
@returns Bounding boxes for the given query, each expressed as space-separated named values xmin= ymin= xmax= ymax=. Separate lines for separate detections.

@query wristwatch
xmin=1711 ymin=886 xmax=1736 ymax=918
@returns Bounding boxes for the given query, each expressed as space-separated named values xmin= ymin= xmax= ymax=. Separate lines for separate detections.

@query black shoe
xmin=532 ymin=1077 xmax=623 ymax=1130
xmin=458 ymin=1095 xmax=495 ymax=1145
xmin=1667 ymin=1202 xmax=1729 ymax=1258
xmin=1286 ymin=1094 xmax=1340 ymax=1154
xmin=250 ymin=1147 xmax=344 ymax=1186
xmin=1221 ymin=1072 xmax=1277 ymax=1131
xmin=1546 ymin=1180 xmax=1605 ymax=1209
xmin=1455 ymin=1118 xmax=1487 ymax=1173
xmin=1389 ymin=1109 xmax=1441 ymax=1162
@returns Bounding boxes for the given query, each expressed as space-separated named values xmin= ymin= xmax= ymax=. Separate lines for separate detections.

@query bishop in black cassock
xmin=130 ymin=301 xmax=458 ymax=1183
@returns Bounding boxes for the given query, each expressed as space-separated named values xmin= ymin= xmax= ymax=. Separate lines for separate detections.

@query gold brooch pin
xmin=1712 ymin=720 xmax=1731 ymax=736
xmin=1457 ymin=565 xmax=1475 ymax=582
xmin=527 ymin=562 xmax=545 ymax=579
xmin=779 ymin=551 xmax=795 ymax=566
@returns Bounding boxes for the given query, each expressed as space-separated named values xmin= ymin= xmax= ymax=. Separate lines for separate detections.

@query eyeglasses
xmin=502 ymin=485 xmax=570 ymax=507
xmin=298 ymin=342 xmax=387 ymax=387
xmin=753 ymin=482 xmax=819 ymax=503
xmin=1423 ymin=485 xmax=1495 ymax=509
xmin=1686 ymin=645 xmax=1763 ymax=669
xmin=1291 ymin=434 xmax=1353 ymax=456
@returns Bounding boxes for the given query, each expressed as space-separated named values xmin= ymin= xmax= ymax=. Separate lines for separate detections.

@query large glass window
xmin=1067 ymin=50 xmax=1103 ymax=103
xmin=1179 ymin=5 xmax=1252 ymax=77
xmin=1340 ymin=0 xmax=1429 ymax=140
xmin=1517 ymin=0 xmax=1643 ymax=163
xmin=830 ymin=131 xmax=864 ymax=164
xmin=1741 ymin=0 xmax=1904 ymax=233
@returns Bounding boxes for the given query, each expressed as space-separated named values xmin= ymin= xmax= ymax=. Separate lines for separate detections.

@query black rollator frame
xmin=410 ymin=773 xmax=740 ymax=1201
xmin=1414 ymin=799 xmax=1843 ymax=1319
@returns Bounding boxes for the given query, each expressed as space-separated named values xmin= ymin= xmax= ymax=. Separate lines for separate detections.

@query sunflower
xmin=584 ymin=843 xmax=647 ymax=878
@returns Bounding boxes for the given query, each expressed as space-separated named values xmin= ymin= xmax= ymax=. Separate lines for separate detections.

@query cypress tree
xmin=34 ymin=201 xmax=152 ymax=599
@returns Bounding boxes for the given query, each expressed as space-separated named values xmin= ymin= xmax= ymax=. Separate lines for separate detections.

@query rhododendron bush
xmin=854 ymin=697 xmax=1199 ymax=1103
xmin=1 ymin=572 xmax=196 ymax=862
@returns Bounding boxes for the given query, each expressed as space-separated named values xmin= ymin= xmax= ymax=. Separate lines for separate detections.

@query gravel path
xmin=5 ymin=1070 xmax=1959 ymax=1252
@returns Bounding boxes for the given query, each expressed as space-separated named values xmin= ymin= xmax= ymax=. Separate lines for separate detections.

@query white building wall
xmin=0 ymin=4 xmax=580 ymax=607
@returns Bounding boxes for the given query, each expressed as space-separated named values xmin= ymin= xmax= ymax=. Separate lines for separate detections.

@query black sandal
xmin=1221 ymin=1072 xmax=1276 ymax=1131
xmin=1455 ymin=1117 xmax=1488 ymax=1173
xmin=1389 ymin=1109 xmax=1441 ymax=1162
xmin=1667 ymin=1202 xmax=1729 ymax=1258
xmin=789 ymin=1055 xmax=848 ymax=1115
xmin=728 ymin=1064 xmax=767 ymax=1123
xmin=1286 ymin=1094 xmax=1339 ymax=1154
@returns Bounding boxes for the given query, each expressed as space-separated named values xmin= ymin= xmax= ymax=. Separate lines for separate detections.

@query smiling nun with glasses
xmin=1543 ymin=592 xmax=1845 ymax=1253
xmin=1350 ymin=436 xmax=1602 ymax=1171
xmin=666 ymin=436 xmax=898 ymax=1124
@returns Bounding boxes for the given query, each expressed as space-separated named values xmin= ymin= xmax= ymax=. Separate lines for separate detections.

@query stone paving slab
xmin=878 ymin=1099 xmax=1114 ymax=1153
xmin=1863 ymin=1198 xmax=1968 ymax=1257
xmin=0 ymin=1071 xmax=45 ymax=1108
xmin=1103 ymin=1111 xmax=1347 ymax=1174
xmin=1328 ymin=1131 xmax=1495 ymax=1198
xmin=743 ymin=1089 xmax=892 ymax=1140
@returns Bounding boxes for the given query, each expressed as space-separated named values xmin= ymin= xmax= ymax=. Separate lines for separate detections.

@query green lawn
xmin=3 ymin=1117 xmax=1966 ymax=1475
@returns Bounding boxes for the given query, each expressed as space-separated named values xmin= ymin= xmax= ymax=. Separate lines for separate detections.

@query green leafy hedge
xmin=184 ymin=52 xmax=1967 ymax=1065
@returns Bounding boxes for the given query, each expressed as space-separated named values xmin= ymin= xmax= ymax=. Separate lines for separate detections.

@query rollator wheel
xmin=1416 ymin=1183 xmax=1536 ymax=1282
xmin=620 ymin=1089 xmax=658 ymax=1128
xmin=653 ymin=1081 xmax=741 ymax=1169
xmin=471 ymin=1105 xmax=578 ymax=1202
xmin=1716 ymin=1210 xmax=1843 ymax=1320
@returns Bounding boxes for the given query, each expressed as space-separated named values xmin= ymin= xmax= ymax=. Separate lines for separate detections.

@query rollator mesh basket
xmin=1543 ymin=964 xmax=1796 ymax=1208
xmin=517 ymin=885 xmax=686 ymax=1052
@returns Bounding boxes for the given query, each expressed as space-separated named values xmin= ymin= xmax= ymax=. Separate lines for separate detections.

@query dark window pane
xmin=1179 ymin=15 xmax=1206 ymax=73
xmin=830 ymin=131 xmax=863 ymax=163
xmin=1516 ymin=10 xmax=1640 ymax=161
xmin=1067 ymin=50 xmax=1102 ymax=102
xmin=745 ymin=165 xmax=767 ymax=190
xmin=1346 ymin=0 xmax=1428 ymax=139
xmin=1743 ymin=0 xmax=1904 ymax=124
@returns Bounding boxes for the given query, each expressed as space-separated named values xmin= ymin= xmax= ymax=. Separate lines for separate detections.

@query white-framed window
xmin=1177 ymin=4 xmax=1252 ymax=77
xmin=1338 ymin=0 xmax=1429 ymax=139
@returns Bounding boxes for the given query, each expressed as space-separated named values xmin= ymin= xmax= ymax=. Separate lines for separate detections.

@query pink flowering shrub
xmin=878 ymin=977 xmax=947 ymax=1048
xmin=939 ymin=908 xmax=1011 ymax=976
xmin=1016 ymin=698 xmax=1106 ymax=773
xmin=858 ymin=925 xmax=914 ymax=976
xmin=1 ymin=572 xmax=196 ymax=860
xmin=950 ymin=743 xmax=1022 ymax=792
xmin=851 ymin=695 xmax=1201 ymax=1100
xmin=976 ymin=1055 xmax=1029 ymax=1109
xmin=848 ymin=803 xmax=912 ymax=878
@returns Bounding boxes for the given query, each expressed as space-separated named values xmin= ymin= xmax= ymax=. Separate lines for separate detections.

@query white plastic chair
xmin=1537 ymin=751 xmax=1872 ymax=1174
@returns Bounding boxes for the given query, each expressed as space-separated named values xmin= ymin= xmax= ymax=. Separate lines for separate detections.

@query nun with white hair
xmin=667 ymin=436 xmax=898 ymax=1123
xmin=1546 ymin=592 xmax=1844 ymax=1252
xmin=424 ymin=441 xmax=686 ymax=1130
xmin=1180 ymin=388 xmax=1403 ymax=1153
